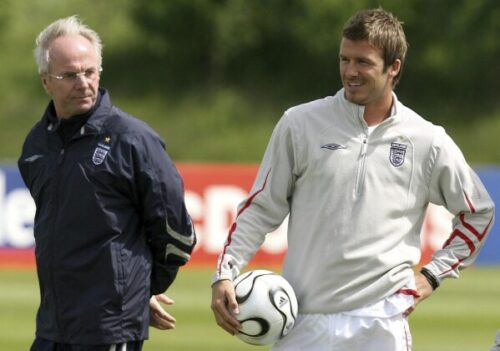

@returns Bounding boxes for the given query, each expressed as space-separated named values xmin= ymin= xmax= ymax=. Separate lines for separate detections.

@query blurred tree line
xmin=110 ymin=0 xmax=499 ymax=118
xmin=0 ymin=0 xmax=499 ymax=162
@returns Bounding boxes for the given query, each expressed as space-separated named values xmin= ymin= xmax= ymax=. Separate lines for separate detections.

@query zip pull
xmin=58 ymin=149 xmax=65 ymax=165
xmin=360 ymin=138 xmax=368 ymax=157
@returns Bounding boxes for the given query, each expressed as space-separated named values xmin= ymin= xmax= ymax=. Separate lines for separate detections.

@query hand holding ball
xmin=232 ymin=270 xmax=298 ymax=345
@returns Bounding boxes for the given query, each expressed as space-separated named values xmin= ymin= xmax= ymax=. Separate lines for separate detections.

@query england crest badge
xmin=389 ymin=142 xmax=407 ymax=167
xmin=92 ymin=141 xmax=111 ymax=165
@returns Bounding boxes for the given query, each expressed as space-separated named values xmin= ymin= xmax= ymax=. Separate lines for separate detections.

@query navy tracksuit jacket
xmin=18 ymin=89 xmax=196 ymax=344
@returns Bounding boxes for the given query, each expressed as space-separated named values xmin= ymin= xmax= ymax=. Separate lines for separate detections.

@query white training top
xmin=213 ymin=89 xmax=495 ymax=314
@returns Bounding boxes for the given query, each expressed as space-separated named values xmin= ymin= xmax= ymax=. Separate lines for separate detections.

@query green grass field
xmin=1 ymin=267 xmax=498 ymax=351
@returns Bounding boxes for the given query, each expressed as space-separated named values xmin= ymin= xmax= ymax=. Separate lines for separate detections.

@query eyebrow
xmin=339 ymin=53 xmax=376 ymax=63
xmin=60 ymin=67 xmax=96 ymax=73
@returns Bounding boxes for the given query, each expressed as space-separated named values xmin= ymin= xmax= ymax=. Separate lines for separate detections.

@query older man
xmin=19 ymin=16 xmax=196 ymax=351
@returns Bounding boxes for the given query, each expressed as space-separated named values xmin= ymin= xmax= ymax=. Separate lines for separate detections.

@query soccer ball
xmin=232 ymin=270 xmax=298 ymax=346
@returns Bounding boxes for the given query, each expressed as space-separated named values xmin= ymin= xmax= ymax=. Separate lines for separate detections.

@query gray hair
xmin=34 ymin=15 xmax=103 ymax=74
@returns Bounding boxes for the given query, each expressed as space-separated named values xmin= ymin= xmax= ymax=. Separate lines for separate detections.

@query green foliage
xmin=0 ymin=268 xmax=499 ymax=350
xmin=113 ymin=89 xmax=281 ymax=162
xmin=399 ymin=0 xmax=500 ymax=117
xmin=125 ymin=0 xmax=500 ymax=112
xmin=0 ymin=0 xmax=499 ymax=163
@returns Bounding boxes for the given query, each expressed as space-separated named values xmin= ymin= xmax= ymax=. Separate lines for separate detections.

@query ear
xmin=388 ymin=59 xmax=401 ymax=78
xmin=40 ymin=74 xmax=51 ymax=95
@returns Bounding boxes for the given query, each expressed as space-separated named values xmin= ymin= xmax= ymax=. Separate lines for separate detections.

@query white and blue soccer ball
xmin=232 ymin=269 xmax=298 ymax=346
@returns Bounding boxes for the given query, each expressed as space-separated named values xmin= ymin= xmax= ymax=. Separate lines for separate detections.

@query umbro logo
xmin=321 ymin=143 xmax=346 ymax=151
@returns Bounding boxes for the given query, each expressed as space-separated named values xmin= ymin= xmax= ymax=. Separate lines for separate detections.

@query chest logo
xmin=321 ymin=143 xmax=346 ymax=151
xmin=92 ymin=142 xmax=111 ymax=165
xmin=389 ymin=142 xmax=407 ymax=167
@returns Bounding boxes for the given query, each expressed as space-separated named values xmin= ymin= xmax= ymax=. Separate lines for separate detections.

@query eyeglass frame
xmin=46 ymin=67 xmax=103 ymax=82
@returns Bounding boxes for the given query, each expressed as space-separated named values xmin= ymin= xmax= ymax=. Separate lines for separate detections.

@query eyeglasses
xmin=47 ymin=67 xmax=102 ymax=82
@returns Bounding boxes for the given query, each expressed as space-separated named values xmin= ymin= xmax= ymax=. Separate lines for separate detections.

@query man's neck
xmin=363 ymin=95 xmax=394 ymax=127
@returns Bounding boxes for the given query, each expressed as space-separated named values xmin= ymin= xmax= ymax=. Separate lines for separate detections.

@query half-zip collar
xmin=337 ymin=89 xmax=402 ymax=197
xmin=43 ymin=88 xmax=112 ymax=140
xmin=338 ymin=88 xmax=400 ymax=132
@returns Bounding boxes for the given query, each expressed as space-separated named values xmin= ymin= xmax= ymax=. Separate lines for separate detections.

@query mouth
xmin=74 ymin=96 xmax=92 ymax=101
xmin=347 ymin=81 xmax=362 ymax=87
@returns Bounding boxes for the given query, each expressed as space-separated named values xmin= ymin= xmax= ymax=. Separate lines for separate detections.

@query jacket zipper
xmin=50 ymin=147 xmax=66 ymax=340
xmin=355 ymin=135 xmax=368 ymax=196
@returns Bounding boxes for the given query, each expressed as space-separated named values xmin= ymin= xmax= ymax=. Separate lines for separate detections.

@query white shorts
xmin=271 ymin=313 xmax=411 ymax=351
xmin=271 ymin=292 xmax=414 ymax=351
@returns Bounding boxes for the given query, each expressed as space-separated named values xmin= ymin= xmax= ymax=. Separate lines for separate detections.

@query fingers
xmin=150 ymin=294 xmax=177 ymax=330
xmin=403 ymin=305 xmax=415 ymax=317
xmin=154 ymin=293 xmax=175 ymax=305
xmin=150 ymin=312 xmax=176 ymax=330
xmin=211 ymin=280 xmax=241 ymax=335
xmin=403 ymin=271 xmax=436 ymax=318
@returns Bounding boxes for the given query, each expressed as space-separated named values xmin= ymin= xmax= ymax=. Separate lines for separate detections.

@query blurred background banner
xmin=0 ymin=163 xmax=498 ymax=268
xmin=0 ymin=0 xmax=498 ymax=267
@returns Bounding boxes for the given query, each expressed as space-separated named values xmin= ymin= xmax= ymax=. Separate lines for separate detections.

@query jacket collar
xmin=337 ymin=88 xmax=400 ymax=128
xmin=44 ymin=88 xmax=112 ymax=136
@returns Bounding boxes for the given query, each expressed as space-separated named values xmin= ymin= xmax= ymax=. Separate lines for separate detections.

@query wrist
xmin=420 ymin=267 xmax=439 ymax=290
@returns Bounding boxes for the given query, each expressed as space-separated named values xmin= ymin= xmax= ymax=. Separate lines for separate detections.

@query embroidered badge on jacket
xmin=92 ymin=137 xmax=111 ymax=165
xmin=389 ymin=142 xmax=407 ymax=167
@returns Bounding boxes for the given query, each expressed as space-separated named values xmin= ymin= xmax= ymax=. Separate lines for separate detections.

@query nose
xmin=74 ymin=72 xmax=89 ymax=87
xmin=345 ymin=61 xmax=359 ymax=77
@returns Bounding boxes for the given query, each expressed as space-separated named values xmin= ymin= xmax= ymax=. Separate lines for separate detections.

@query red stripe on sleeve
xmin=463 ymin=191 xmax=476 ymax=213
xmin=217 ymin=169 xmax=272 ymax=274
xmin=440 ymin=259 xmax=464 ymax=276
xmin=436 ymin=191 xmax=492 ymax=278
xmin=439 ymin=229 xmax=477 ymax=276
xmin=442 ymin=229 xmax=476 ymax=254
xmin=459 ymin=213 xmax=493 ymax=241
